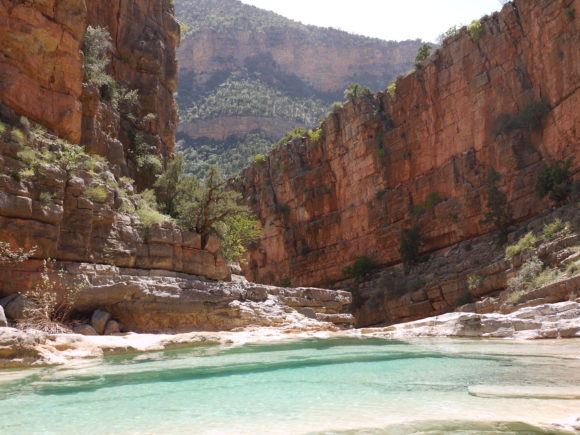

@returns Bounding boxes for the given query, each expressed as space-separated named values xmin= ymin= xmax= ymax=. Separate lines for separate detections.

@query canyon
xmin=238 ymin=0 xmax=579 ymax=323
xmin=0 ymin=0 xmax=351 ymax=333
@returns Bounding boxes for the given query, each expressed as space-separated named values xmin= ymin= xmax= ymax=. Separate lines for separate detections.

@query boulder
xmin=0 ymin=305 xmax=7 ymax=327
xmin=103 ymin=320 xmax=120 ymax=335
xmin=91 ymin=310 xmax=111 ymax=335
xmin=0 ymin=294 xmax=36 ymax=321
xmin=73 ymin=324 xmax=98 ymax=336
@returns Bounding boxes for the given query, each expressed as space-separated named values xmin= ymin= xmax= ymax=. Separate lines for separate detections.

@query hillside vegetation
xmin=174 ymin=0 xmax=420 ymax=179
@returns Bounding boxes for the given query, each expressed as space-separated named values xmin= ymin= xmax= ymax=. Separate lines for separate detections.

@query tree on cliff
xmin=482 ymin=168 xmax=511 ymax=239
xmin=155 ymin=163 xmax=261 ymax=261
xmin=344 ymin=84 xmax=372 ymax=102
xmin=414 ymin=43 xmax=431 ymax=66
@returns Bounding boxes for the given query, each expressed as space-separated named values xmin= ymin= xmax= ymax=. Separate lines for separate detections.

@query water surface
xmin=0 ymin=337 xmax=579 ymax=434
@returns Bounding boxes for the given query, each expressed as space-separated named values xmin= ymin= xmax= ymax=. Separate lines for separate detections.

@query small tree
xmin=344 ymin=83 xmax=372 ymax=103
xmin=400 ymin=226 xmax=422 ymax=272
xmin=482 ymin=168 xmax=511 ymax=238
xmin=535 ymin=159 xmax=572 ymax=205
xmin=176 ymin=166 xmax=256 ymax=247
xmin=155 ymin=154 xmax=184 ymax=217
xmin=82 ymin=26 xmax=113 ymax=86
xmin=415 ymin=43 xmax=431 ymax=66
xmin=218 ymin=213 xmax=262 ymax=263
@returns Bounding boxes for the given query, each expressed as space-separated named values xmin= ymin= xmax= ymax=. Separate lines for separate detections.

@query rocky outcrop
xmin=0 ymin=0 xmax=179 ymax=184
xmin=363 ymin=301 xmax=580 ymax=340
xmin=238 ymin=0 xmax=579 ymax=289
xmin=0 ymin=262 xmax=352 ymax=333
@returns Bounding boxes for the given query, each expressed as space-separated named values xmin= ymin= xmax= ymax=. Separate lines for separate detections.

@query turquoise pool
xmin=0 ymin=337 xmax=578 ymax=434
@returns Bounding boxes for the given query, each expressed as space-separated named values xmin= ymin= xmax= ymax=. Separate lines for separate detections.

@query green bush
xmin=0 ymin=121 xmax=6 ymax=137
xmin=307 ymin=128 xmax=324 ymax=144
xmin=542 ymin=218 xmax=570 ymax=240
xmin=344 ymin=83 xmax=372 ymax=102
xmin=413 ymin=192 xmax=442 ymax=216
xmin=82 ymin=26 xmax=113 ymax=86
xmin=136 ymin=189 xmax=170 ymax=228
xmin=438 ymin=25 xmax=459 ymax=44
xmin=493 ymin=99 xmax=550 ymax=135
xmin=535 ymin=159 xmax=572 ymax=204
xmin=342 ymin=256 xmax=378 ymax=280
xmin=467 ymin=19 xmax=483 ymax=42
xmin=11 ymin=128 xmax=26 ymax=146
xmin=277 ymin=127 xmax=306 ymax=146
xmin=218 ymin=213 xmax=261 ymax=262
xmin=85 ymin=185 xmax=108 ymax=203
xmin=136 ymin=154 xmax=163 ymax=175
xmin=252 ymin=154 xmax=267 ymax=164
xmin=330 ymin=102 xmax=344 ymax=114
xmin=414 ymin=43 xmax=431 ymax=66
xmin=386 ymin=81 xmax=397 ymax=99
xmin=564 ymin=7 xmax=575 ymax=20
xmin=277 ymin=203 xmax=291 ymax=216
xmin=400 ymin=226 xmax=421 ymax=272
xmin=506 ymin=232 xmax=538 ymax=259
xmin=506 ymin=256 xmax=562 ymax=304
xmin=467 ymin=274 xmax=482 ymax=291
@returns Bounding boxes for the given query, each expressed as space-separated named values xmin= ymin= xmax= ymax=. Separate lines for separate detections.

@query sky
xmin=240 ymin=0 xmax=505 ymax=42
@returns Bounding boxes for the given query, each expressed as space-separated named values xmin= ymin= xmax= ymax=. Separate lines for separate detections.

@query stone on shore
xmin=0 ymin=305 xmax=7 ymax=327
xmin=91 ymin=310 xmax=112 ymax=335
xmin=104 ymin=320 xmax=121 ymax=335
xmin=73 ymin=324 xmax=98 ymax=336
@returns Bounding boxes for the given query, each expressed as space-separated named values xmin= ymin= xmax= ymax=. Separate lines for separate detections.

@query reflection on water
xmin=0 ymin=337 xmax=579 ymax=434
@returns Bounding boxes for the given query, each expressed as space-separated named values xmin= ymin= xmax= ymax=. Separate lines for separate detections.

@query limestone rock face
xmin=0 ymin=263 xmax=352 ymax=333
xmin=238 ymin=0 xmax=579 ymax=288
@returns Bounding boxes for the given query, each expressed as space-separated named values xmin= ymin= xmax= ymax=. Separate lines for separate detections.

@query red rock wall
xmin=238 ymin=0 xmax=579 ymax=288
xmin=0 ymin=1 xmax=229 ymax=282
xmin=0 ymin=0 xmax=179 ymax=182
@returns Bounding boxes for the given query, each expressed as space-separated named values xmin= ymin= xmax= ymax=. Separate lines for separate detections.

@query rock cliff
xmin=238 ymin=0 xmax=579 ymax=318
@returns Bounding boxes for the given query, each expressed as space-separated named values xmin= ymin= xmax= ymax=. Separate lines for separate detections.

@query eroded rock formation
xmin=239 ymin=0 xmax=579 ymax=289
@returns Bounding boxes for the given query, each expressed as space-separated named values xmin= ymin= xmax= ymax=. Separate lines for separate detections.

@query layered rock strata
xmin=238 ymin=0 xmax=579 ymax=289
xmin=0 ymin=262 xmax=352 ymax=333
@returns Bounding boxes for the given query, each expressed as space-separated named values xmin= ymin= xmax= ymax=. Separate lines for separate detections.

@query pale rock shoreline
xmin=1 ymin=301 xmax=579 ymax=369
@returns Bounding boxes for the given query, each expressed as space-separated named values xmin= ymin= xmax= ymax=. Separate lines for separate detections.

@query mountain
xmin=174 ymin=0 xmax=422 ymax=178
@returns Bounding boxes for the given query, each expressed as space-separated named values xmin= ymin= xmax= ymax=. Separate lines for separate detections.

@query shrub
xmin=482 ymin=168 xmax=511 ymax=237
xmin=19 ymin=168 xmax=35 ymax=179
xmin=400 ymin=226 xmax=421 ymax=272
xmin=137 ymin=154 xmax=163 ymax=175
xmin=277 ymin=127 xmax=306 ymax=146
xmin=218 ymin=213 xmax=261 ymax=262
xmin=415 ymin=43 xmax=431 ymax=66
xmin=136 ymin=189 xmax=170 ymax=228
xmin=564 ymin=7 xmax=575 ymax=20
xmin=438 ymin=25 xmax=459 ymax=44
xmin=21 ymin=259 xmax=84 ymax=332
xmin=344 ymin=83 xmax=372 ymax=102
xmin=39 ymin=192 xmax=54 ymax=204
xmin=85 ymin=185 xmax=108 ymax=203
xmin=506 ymin=256 xmax=562 ymax=304
xmin=535 ymin=159 xmax=572 ymax=205
xmin=82 ymin=26 xmax=112 ymax=86
xmin=467 ymin=19 xmax=483 ymax=42
xmin=11 ymin=128 xmax=26 ymax=146
xmin=0 ymin=241 xmax=35 ymax=265
xmin=252 ymin=153 xmax=267 ymax=164
xmin=493 ymin=99 xmax=550 ymax=135
xmin=542 ymin=218 xmax=570 ymax=240
xmin=386 ymin=81 xmax=397 ymax=99
xmin=330 ymin=102 xmax=344 ymax=114
xmin=413 ymin=191 xmax=442 ymax=216
xmin=307 ymin=128 xmax=324 ymax=144
xmin=0 ymin=121 xmax=6 ymax=137
xmin=506 ymin=232 xmax=538 ymax=259
xmin=343 ymin=256 xmax=378 ymax=280
xmin=467 ymin=274 xmax=483 ymax=291
xmin=278 ymin=277 xmax=291 ymax=288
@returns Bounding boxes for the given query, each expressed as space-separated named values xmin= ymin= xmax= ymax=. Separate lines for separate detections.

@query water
xmin=0 ymin=337 xmax=579 ymax=434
